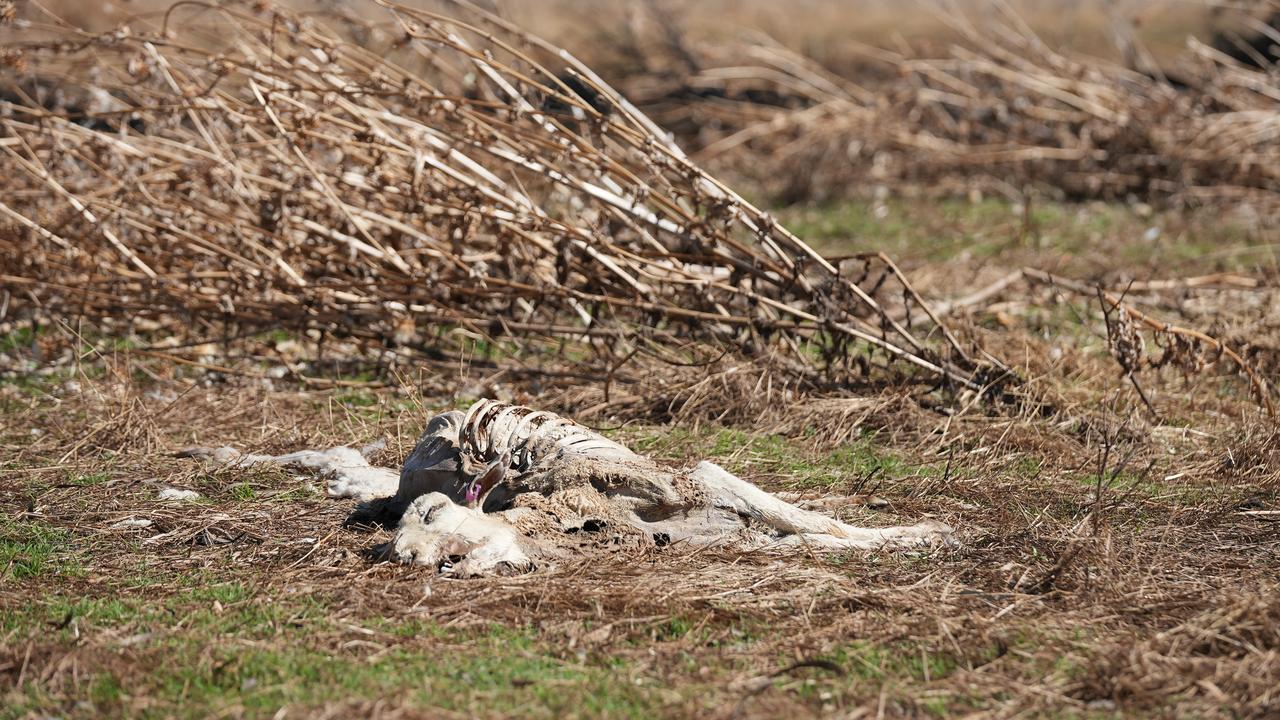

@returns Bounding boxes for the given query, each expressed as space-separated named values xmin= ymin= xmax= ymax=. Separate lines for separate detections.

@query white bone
xmin=690 ymin=461 xmax=951 ymax=549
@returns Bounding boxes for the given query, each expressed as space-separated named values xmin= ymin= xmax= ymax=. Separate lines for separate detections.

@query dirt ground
xmin=3 ymin=195 xmax=1278 ymax=719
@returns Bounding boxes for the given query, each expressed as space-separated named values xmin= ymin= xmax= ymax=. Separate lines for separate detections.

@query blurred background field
xmin=29 ymin=0 xmax=1229 ymax=61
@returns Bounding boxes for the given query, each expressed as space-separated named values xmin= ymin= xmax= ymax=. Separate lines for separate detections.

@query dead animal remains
xmin=185 ymin=399 xmax=955 ymax=576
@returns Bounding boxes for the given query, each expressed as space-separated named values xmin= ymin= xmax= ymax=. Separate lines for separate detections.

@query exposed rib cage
xmin=457 ymin=399 xmax=636 ymax=472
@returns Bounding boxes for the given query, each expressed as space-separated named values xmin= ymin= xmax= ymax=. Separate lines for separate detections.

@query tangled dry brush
xmin=622 ymin=3 xmax=1280 ymax=209
xmin=0 ymin=1 xmax=988 ymax=398
xmin=0 ymin=0 xmax=1274 ymax=421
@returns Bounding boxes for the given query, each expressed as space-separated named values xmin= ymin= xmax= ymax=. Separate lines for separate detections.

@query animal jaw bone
xmin=183 ymin=399 xmax=955 ymax=576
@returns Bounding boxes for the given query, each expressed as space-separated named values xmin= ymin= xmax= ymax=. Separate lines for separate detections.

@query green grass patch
xmin=335 ymin=389 xmax=378 ymax=407
xmin=0 ymin=518 xmax=82 ymax=581
xmin=139 ymin=634 xmax=656 ymax=718
xmin=230 ymin=482 xmax=257 ymax=501
xmin=617 ymin=424 xmax=926 ymax=490
xmin=183 ymin=581 xmax=254 ymax=606
xmin=826 ymin=640 xmax=959 ymax=683
xmin=5 ymin=605 xmax=663 ymax=720
xmin=0 ymin=325 xmax=40 ymax=355
xmin=1014 ymin=455 xmax=1043 ymax=478
xmin=1 ymin=594 xmax=144 ymax=636
xmin=776 ymin=197 xmax=1263 ymax=273
xmin=66 ymin=471 xmax=111 ymax=487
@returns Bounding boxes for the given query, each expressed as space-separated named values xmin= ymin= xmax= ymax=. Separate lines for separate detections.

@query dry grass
xmin=1 ymin=350 xmax=1277 ymax=717
xmin=22 ymin=0 xmax=1223 ymax=67
xmin=3 ymin=197 xmax=1278 ymax=718
xmin=3 ymin=0 xmax=1276 ymax=413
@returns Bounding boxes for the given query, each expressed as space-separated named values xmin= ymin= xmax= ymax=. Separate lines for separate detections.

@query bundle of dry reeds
xmin=0 ymin=0 xmax=989 ymax=396
xmin=625 ymin=6 xmax=1280 ymax=208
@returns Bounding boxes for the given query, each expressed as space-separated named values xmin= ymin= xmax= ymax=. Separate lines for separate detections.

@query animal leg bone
xmin=176 ymin=444 xmax=399 ymax=501
xmin=688 ymin=461 xmax=953 ymax=550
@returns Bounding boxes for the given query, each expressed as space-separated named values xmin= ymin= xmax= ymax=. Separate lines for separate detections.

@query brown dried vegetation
xmin=619 ymin=3 xmax=1280 ymax=210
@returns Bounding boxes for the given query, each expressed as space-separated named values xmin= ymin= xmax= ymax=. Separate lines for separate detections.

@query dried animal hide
xmin=184 ymin=399 xmax=955 ymax=576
